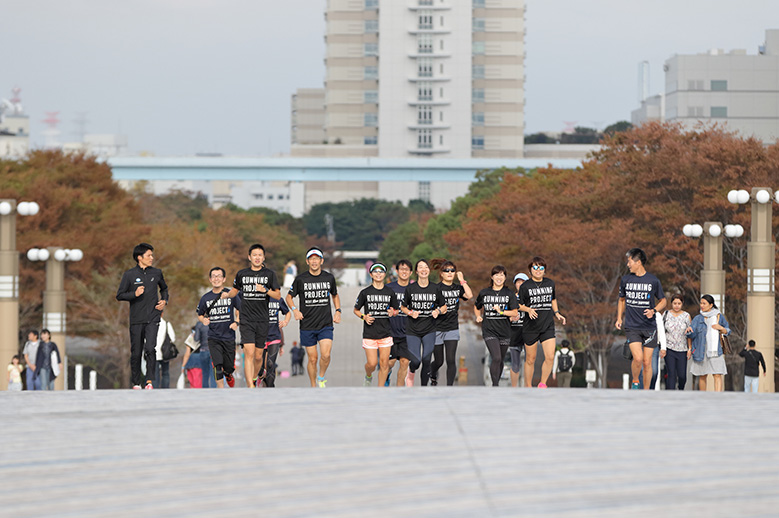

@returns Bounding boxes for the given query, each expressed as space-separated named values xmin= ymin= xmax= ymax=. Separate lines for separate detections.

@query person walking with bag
xmin=739 ymin=340 xmax=766 ymax=393
xmin=552 ymin=340 xmax=575 ymax=387
xmin=687 ymin=294 xmax=730 ymax=392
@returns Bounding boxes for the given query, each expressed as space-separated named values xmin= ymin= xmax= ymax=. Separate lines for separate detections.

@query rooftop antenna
xmin=42 ymin=111 xmax=61 ymax=149
xmin=562 ymin=121 xmax=577 ymax=133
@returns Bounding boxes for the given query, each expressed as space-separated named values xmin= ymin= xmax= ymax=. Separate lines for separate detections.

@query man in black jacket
xmin=740 ymin=340 xmax=766 ymax=393
xmin=116 ymin=243 xmax=169 ymax=389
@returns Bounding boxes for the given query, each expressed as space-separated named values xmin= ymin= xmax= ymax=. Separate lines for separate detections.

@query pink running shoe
xmin=132 ymin=385 xmax=142 ymax=390
xmin=405 ymin=371 xmax=415 ymax=387
xmin=538 ymin=382 xmax=547 ymax=389
xmin=145 ymin=382 xmax=154 ymax=390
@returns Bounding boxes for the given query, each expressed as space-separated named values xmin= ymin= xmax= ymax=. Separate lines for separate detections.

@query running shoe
xmin=224 ymin=373 xmax=235 ymax=388
xmin=405 ymin=371 xmax=415 ymax=387
xmin=430 ymin=376 xmax=438 ymax=386
xmin=145 ymin=382 xmax=153 ymax=390
xmin=317 ymin=376 xmax=327 ymax=388
xmin=385 ymin=368 xmax=393 ymax=387
xmin=132 ymin=385 xmax=142 ymax=390
xmin=364 ymin=375 xmax=372 ymax=386
xmin=631 ymin=381 xmax=641 ymax=390
xmin=537 ymin=382 xmax=547 ymax=389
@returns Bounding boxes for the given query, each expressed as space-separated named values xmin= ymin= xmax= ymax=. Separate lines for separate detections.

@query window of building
xmin=711 ymin=80 xmax=728 ymax=91
xmin=472 ymin=64 xmax=485 ymax=79
xmin=364 ymin=136 xmax=378 ymax=145
xmin=472 ymin=41 xmax=485 ymax=55
xmin=687 ymin=106 xmax=704 ymax=117
xmin=364 ymin=113 xmax=378 ymax=126
xmin=253 ymin=193 xmax=264 ymax=200
xmin=418 ymin=58 xmax=433 ymax=78
xmin=418 ymin=105 xmax=433 ymax=125
xmin=419 ymin=0 xmax=433 ymax=5
xmin=473 ymin=18 xmax=485 ymax=32
xmin=473 ymin=0 xmax=486 ymax=6
xmin=365 ymin=20 xmax=378 ymax=33
xmin=419 ymin=12 xmax=433 ymax=30
xmin=687 ymin=79 xmax=704 ymax=91
xmin=365 ymin=0 xmax=378 ymax=8
xmin=418 ymin=181 xmax=431 ymax=201
xmin=364 ymin=42 xmax=378 ymax=56
xmin=472 ymin=136 xmax=485 ymax=149
xmin=364 ymin=90 xmax=378 ymax=103
xmin=439 ymin=135 xmax=443 ymax=145
xmin=439 ymin=111 xmax=443 ymax=122
xmin=472 ymin=112 xmax=485 ymax=126
xmin=418 ymin=35 xmax=433 ymax=54
xmin=472 ymin=88 xmax=485 ymax=102
xmin=418 ymin=129 xmax=432 ymax=148
xmin=418 ymin=83 xmax=433 ymax=101
xmin=711 ymin=106 xmax=728 ymax=118
xmin=268 ymin=194 xmax=274 ymax=200
xmin=364 ymin=66 xmax=378 ymax=79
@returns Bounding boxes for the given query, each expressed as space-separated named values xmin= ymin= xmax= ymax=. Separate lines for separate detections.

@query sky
xmin=2 ymin=0 xmax=778 ymax=156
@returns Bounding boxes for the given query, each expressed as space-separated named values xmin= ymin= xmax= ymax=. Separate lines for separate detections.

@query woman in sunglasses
xmin=430 ymin=259 xmax=473 ymax=385
xmin=517 ymin=257 xmax=566 ymax=388
xmin=474 ymin=265 xmax=519 ymax=386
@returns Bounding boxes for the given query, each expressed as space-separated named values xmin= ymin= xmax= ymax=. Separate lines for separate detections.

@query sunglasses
xmin=531 ymin=265 xmax=545 ymax=271
xmin=442 ymin=268 xmax=456 ymax=273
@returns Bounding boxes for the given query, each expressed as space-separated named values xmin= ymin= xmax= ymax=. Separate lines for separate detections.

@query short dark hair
xmin=561 ymin=340 xmax=570 ymax=348
xmin=748 ymin=340 xmax=756 ymax=347
xmin=626 ymin=248 xmax=647 ymax=265
xmin=396 ymin=259 xmax=412 ymax=270
xmin=133 ymin=243 xmax=153 ymax=263
xmin=12 ymin=354 xmax=20 ymax=362
xmin=28 ymin=330 xmax=39 ymax=339
xmin=248 ymin=244 xmax=265 ymax=255
xmin=209 ymin=267 xmax=225 ymax=278
xmin=490 ymin=264 xmax=507 ymax=277
xmin=671 ymin=294 xmax=684 ymax=304
xmin=41 ymin=328 xmax=51 ymax=338
xmin=415 ymin=259 xmax=430 ymax=272
xmin=528 ymin=256 xmax=546 ymax=270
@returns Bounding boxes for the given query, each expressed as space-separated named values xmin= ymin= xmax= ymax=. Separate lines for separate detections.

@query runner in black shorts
xmin=223 ymin=244 xmax=280 ymax=387
xmin=518 ymin=257 xmax=566 ymax=388
xmin=430 ymin=259 xmax=472 ymax=386
xmin=474 ymin=265 xmax=519 ymax=387
xmin=615 ymin=248 xmax=666 ymax=390
xmin=509 ymin=273 xmax=528 ymax=387
xmin=386 ymin=259 xmax=413 ymax=386
xmin=196 ymin=267 xmax=241 ymax=388
xmin=286 ymin=247 xmax=341 ymax=388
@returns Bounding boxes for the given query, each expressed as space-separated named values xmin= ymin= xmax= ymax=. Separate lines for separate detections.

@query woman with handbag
xmin=686 ymin=294 xmax=730 ymax=391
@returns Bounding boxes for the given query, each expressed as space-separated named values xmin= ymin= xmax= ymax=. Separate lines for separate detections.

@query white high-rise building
xmin=294 ymin=0 xmax=525 ymax=159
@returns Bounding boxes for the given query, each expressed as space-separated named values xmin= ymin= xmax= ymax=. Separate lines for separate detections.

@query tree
xmin=603 ymin=120 xmax=633 ymax=136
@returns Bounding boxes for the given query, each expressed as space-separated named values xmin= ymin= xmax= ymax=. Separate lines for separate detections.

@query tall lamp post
xmin=27 ymin=247 xmax=83 ymax=391
xmin=728 ymin=188 xmax=775 ymax=393
xmin=682 ymin=221 xmax=744 ymax=391
xmin=0 ymin=199 xmax=39 ymax=390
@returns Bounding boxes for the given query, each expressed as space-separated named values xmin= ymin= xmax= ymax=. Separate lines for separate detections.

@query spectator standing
xmin=154 ymin=311 xmax=176 ymax=388
xmin=181 ymin=321 xmax=216 ymax=388
xmin=553 ymin=340 xmax=575 ymax=387
xmin=290 ymin=342 xmax=304 ymax=376
xmin=7 ymin=355 xmax=23 ymax=391
xmin=22 ymin=330 xmax=41 ymax=390
xmin=739 ymin=340 xmax=766 ymax=393
xmin=35 ymin=329 xmax=62 ymax=391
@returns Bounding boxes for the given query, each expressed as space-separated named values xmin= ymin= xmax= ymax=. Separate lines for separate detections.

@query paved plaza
xmin=2 ymin=387 xmax=778 ymax=517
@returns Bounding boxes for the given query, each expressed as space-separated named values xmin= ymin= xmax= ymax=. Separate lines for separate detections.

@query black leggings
xmin=431 ymin=340 xmax=459 ymax=385
xmin=665 ymin=349 xmax=687 ymax=390
xmin=485 ymin=336 xmax=509 ymax=387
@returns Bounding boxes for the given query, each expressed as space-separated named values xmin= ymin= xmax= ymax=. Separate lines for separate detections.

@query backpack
xmin=161 ymin=327 xmax=179 ymax=361
xmin=558 ymin=350 xmax=573 ymax=372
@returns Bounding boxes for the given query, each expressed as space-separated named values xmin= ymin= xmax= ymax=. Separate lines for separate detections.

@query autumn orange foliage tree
xmin=448 ymin=122 xmax=779 ymax=384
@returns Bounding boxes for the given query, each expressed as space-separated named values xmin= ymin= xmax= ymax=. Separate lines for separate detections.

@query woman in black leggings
xmin=474 ymin=265 xmax=519 ymax=386
xmin=401 ymin=259 xmax=441 ymax=386
xmin=429 ymin=259 xmax=473 ymax=385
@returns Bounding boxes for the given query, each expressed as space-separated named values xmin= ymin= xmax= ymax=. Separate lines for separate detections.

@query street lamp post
xmin=27 ymin=247 xmax=83 ymax=390
xmin=0 ymin=199 xmax=39 ymax=390
xmin=683 ymin=221 xmax=743 ymax=391
xmin=729 ymin=187 xmax=775 ymax=393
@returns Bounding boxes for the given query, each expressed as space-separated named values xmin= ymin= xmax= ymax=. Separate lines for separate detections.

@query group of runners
xmin=117 ymin=242 xmax=670 ymax=390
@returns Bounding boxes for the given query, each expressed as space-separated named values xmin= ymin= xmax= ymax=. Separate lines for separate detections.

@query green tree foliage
xmin=524 ymin=132 xmax=553 ymax=144
xmin=603 ymin=120 xmax=633 ymax=136
xmin=560 ymin=126 xmax=600 ymax=144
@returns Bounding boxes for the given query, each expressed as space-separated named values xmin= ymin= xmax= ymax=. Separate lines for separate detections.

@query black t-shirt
xmin=475 ymin=287 xmax=519 ymax=340
xmin=232 ymin=267 xmax=280 ymax=324
xmin=402 ymin=281 xmax=439 ymax=337
xmin=510 ymin=292 xmax=525 ymax=328
xmin=197 ymin=289 xmax=242 ymax=342
xmin=619 ymin=272 xmax=665 ymax=331
xmin=354 ymin=285 xmax=400 ymax=339
xmin=435 ymin=282 xmax=468 ymax=332
xmin=267 ymin=297 xmax=289 ymax=342
xmin=386 ymin=281 xmax=410 ymax=339
xmin=289 ymin=270 xmax=338 ymax=331
xmin=518 ymin=278 xmax=556 ymax=335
